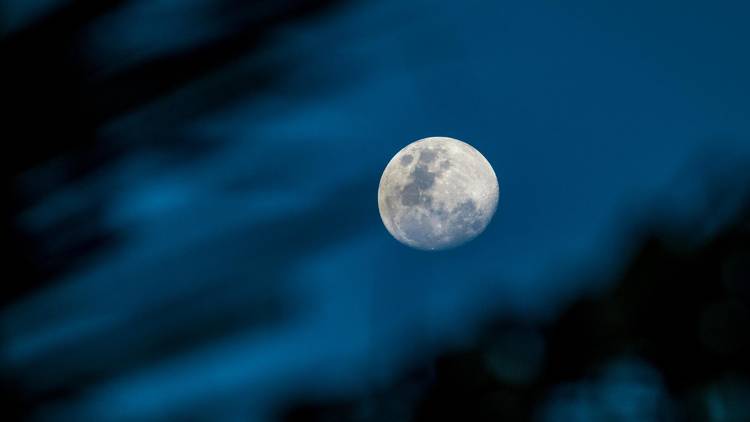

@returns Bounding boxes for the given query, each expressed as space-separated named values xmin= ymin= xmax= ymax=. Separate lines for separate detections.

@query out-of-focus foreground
xmin=3 ymin=1 xmax=750 ymax=421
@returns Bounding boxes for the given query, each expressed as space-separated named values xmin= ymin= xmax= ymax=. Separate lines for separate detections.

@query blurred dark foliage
xmin=282 ymin=196 xmax=750 ymax=421
xmin=3 ymin=1 xmax=346 ymax=420
xmin=3 ymin=0 xmax=345 ymax=305
xmin=4 ymin=1 xmax=750 ymax=421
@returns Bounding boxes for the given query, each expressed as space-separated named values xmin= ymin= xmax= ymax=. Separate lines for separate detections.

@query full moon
xmin=378 ymin=136 xmax=499 ymax=250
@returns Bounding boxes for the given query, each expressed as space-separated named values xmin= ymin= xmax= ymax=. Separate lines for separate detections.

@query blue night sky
xmin=3 ymin=0 xmax=750 ymax=420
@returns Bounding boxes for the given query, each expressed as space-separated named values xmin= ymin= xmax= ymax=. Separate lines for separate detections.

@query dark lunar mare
xmin=399 ymin=147 xmax=448 ymax=208
xmin=450 ymin=200 xmax=484 ymax=235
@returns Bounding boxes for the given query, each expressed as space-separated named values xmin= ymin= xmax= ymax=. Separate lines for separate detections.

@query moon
xmin=378 ymin=136 xmax=499 ymax=250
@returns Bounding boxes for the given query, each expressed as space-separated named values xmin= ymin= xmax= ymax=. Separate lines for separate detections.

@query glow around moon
xmin=378 ymin=137 xmax=499 ymax=250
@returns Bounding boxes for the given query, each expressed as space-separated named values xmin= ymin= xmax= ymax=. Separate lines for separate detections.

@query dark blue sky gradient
xmin=3 ymin=0 xmax=750 ymax=420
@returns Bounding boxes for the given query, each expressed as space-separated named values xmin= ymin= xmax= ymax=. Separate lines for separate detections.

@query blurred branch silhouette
xmin=4 ymin=1 xmax=354 ymax=420
xmin=4 ymin=1 xmax=750 ymax=421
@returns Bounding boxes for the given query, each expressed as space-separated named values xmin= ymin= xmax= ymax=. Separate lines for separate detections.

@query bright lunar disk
xmin=378 ymin=136 xmax=499 ymax=250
